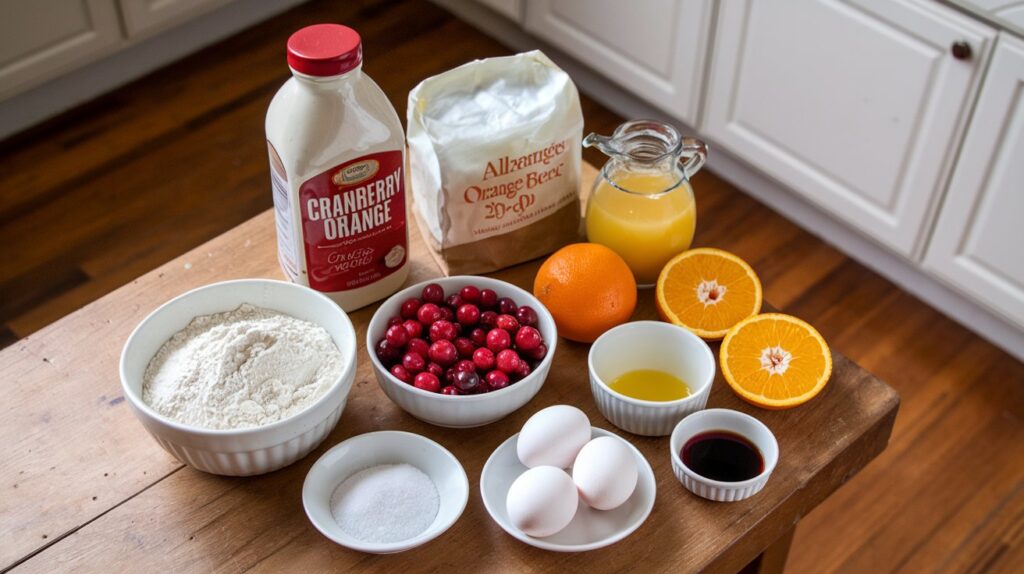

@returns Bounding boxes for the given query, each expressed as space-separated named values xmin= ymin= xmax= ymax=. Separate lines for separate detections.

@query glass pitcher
xmin=583 ymin=120 xmax=707 ymax=286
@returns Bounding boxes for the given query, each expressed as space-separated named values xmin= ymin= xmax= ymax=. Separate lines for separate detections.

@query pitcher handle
xmin=679 ymin=137 xmax=708 ymax=180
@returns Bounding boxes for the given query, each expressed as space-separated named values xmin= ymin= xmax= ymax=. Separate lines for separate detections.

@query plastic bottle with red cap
xmin=265 ymin=24 xmax=409 ymax=311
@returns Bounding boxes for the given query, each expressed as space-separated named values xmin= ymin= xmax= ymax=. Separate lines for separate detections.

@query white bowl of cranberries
xmin=367 ymin=276 xmax=557 ymax=428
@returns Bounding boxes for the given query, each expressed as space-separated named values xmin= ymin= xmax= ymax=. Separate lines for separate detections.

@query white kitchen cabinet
xmin=524 ymin=0 xmax=712 ymax=125
xmin=476 ymin=0 xmax=522 ymax=22
xmin=119 ymin=0 xmax=233 ymax=38
xmin=924 ymin=33 xmax=1024 ymax=328
xmin=0 ymin=0 xmax=123 ymax=100
xmin=704 ymin=0 xmax=995 ymax=257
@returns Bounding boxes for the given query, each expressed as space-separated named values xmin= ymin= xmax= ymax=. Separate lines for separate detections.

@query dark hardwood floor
xmin=1 ymin=0 xmax=1022 ymax=572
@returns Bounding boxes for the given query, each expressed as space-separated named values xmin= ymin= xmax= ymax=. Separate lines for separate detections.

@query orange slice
xmin=655 ymin=248 xmax=763 ymax=340
xmin=720 ymin=313 xmax=832 ymax=409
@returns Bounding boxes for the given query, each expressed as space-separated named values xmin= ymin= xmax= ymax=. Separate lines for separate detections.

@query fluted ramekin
xmin=588 ymin=321 xmax=715 ymax=436
xmin=670 ymin=408 xmax=779 ymax=502
xmin=120 ymin=279 xmax=358 ymax=476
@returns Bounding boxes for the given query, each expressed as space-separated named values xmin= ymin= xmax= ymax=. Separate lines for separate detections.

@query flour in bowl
xmin=142 ymin=304 xmax=343 ymax=430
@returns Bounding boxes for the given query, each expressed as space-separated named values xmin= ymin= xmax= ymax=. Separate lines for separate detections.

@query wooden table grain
xmin=0 ymin=165 xmax=899 ymax=573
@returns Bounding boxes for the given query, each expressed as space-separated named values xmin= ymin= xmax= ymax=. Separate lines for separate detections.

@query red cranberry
xmin=454 ymin=337 xmax=475 ymax=358
xmin=480 ymin=311 xmax=499 ymax=328
xmin=515 ymin=360 xmax=531 ymax=378
xmin=387 ymin=316 xmax=403 ymax=328
xmin=422 ymin=283 xmax=445 ymax=304
xmin=473 ymin=347 xmax=495 ymax=371
xmin=407 ymin=337 xmax=430 ymax=357
xmin=441 ymin=385 xmax=460 ymax=396
xmin=514 ymin=326 xmax=542 ymax=351
xmin=402 ymin=352 xmax=426 ymax=373
xmin=485 ymin=370 xmax=510 ymax=390
xmin=413 ymin=372 xmax=441 ymax=393
xmin=446 ymin=294 xmax=463 ymax=309
xmin=497 ymin=297 xmax=518 ymax=315
xmin=390 ymin=364 xmax=411 ymax=383
xmin=445 ymin=367 xmax=457 ymax=384
xmin=454 ymin=359 xmax=477 ymax=374
xmin=428 ymin=340 xmax=458 ymax=366
xmin=496 ymin=314 xmax=520 ymax=333
xmin=469 ymin=328 xmax=487 ymax=346
xmin=453 ymin=370 xmax=481 ymax=394
xmin=459 ymin=285 xmax=481 ymax=304
xmin=523 ymin=342 xmax=548 ymax=362
xmin=426 ymin=362 xmax=444 ymax=378
xmin=429 ymin=320 xmax=458 ymax=342
xmin=496 ymin=349 xmax=521 ymax=373
xmin=385 ymin=324 xmax=409 ymax=348
xmin=516 ymin=305 xmax=539 ymax=327
xmin=417 ymin=303 xmax=442 ymax=325
xmin=400 ymin=298 xmax=422 ymax=320
xmin=479 ymin=288 xmax=498 ymax=308
xmin=456 ymin=304 xmax=480 ymax=326
xmin=486 ymin=328 xmax=511 ymax=352
xmin=402 ymin=319 xmax=423 ymax=340
xmin=438 ymin=306 xmax=455 ymax=322
xmin=375 ymin=339 xmax=402 ymax=366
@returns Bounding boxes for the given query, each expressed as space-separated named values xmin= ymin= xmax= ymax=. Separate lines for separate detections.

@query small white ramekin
xmin=367 ymin=276 xmax=556 ymax=428
xmin=120 ymin=279 xmax=358 ymax=476
xmin=588 ymin=321 xmax=715 ymax=436
xmin=670 ymin=408 xmax=779 ymax=502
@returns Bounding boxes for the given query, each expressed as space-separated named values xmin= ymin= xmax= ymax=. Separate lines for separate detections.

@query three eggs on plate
xmin=509 ymin=405 xmax=638 ymax=538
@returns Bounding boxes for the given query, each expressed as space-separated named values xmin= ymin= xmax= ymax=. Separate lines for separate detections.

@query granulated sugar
xmin=330 ymin=464 xmax=440 ymax=543
xmin=141 ymin=304 xmax=343 ymax=430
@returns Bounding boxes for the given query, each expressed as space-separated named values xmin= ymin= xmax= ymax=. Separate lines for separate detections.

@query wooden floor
xmin=0 ymin=0 xmax=1021 ymax=571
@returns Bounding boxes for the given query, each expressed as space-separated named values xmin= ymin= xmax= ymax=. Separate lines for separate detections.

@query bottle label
xmin=298 ymin=150 xmax=407 ymax=292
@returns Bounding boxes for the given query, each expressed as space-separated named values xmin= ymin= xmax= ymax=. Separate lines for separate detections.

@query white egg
xmin=506 ymin=466 xmax=579 ymax=537
xmin=516 ymin=405 xmax=591 ymax=468
xmin=572 ymin=436 xmax=638 ymax=511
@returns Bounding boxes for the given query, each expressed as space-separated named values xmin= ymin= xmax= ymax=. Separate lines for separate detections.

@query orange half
xmin=720 ymin=313 xmax=832 ymax=409
xmin=655 ymin=248 xmax=763 ymax=340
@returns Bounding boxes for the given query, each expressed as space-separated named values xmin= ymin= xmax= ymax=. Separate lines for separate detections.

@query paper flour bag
xmin=407 ymin=50 xmax=583 ymax=275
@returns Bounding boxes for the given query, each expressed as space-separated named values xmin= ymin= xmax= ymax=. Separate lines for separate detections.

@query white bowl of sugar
xmin=120 ymin=279 xmax=358 ymax=476
xmin=302 ymin=430 xmax=469 ymax=553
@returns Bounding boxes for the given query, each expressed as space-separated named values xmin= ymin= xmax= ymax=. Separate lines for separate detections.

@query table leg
xmin=740 ymin=525 xmax=796 ymax=574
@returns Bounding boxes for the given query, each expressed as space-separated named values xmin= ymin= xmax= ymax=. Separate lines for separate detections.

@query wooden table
xmin=0 ymin=165 xmax=898 ymax=573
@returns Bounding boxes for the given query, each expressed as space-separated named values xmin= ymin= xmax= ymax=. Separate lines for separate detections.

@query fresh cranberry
xmin=473 ymin=347 xmax=495 ymax=371
xmin=441 ymin=385 xmax=460 ymax=396
xmin=390 ymin=364 xmax=412 ymax=383
xmin=417 ymin=303 xmax=442 ymax=325
xmin=497 ymin=297 xmax=518 ymax=315
xmin=454 ymin=337 xmax=476 ymax=358
xmin=407 ymin=337 xmax=430 ymax=357
xmin=402 ymin=352 xmax=426 ymax=373
xmin=438 ymin=306 xmax=455 ymax=322
xmin=445 ymin=368 xmax=457 ymax=384
xmin=459 ymin=285 xmax=481 ymax=304
xmin=454 ymin=359 xmax=477 ymax=374
xmin=486 ymin=328 xmax=511 ymax=352
xmin=385 ymin=324 xmax=409 ymax=348
xmin=480 ymin=311 xmax=499 ymax=328
xmin=413 ymin=372 xmax=441 ymax=393
xmin=453 ymin=370 xmax=481 ymax=394
xmin=426 ymin=362 xmax=444 ymax=378
xmin=485 ymin=369 xmax=510 ymax=390
xmin=375 ymin=339 xmax=402 ymax=366
xmin=456 ymin=304 xmax=480 ymax=326
xmin=428 ymin=340 xmax=458 ymax=366
xmin=479 ymin=288 xmax=498 ymax=309
xmin=422 ymin=283 xmax=445 ymax=304
xmin=387 ymin=316 xmax=403 ymax=328
xmin=496 ymin=314 xmax=520 ymax=333
xmin=516 ymin=305 xmax=539 ymax=327
xmin=402 ymin=319 xmax=423 ymax=340
xmin=496 ymin=348 xmax=521 ymax=373
xmin=400 ymin=298 xmax=422 ymax=320
xmin=429 ymin=320 xmax=458 ymax=342
xmin=523 ymin=342 xmax=548 ymax=362
xmin=469 ymin=328 xmax=487 ymax=346
xmin=515 ymin=360 xmax=531 ymax=378
xmin=446 ymin=294 xmax=463 ymax=309
xmin=514 ymin=326 xmax=542 ymax=351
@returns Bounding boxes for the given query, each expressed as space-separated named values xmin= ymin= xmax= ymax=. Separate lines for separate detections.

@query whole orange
xmin=533 ymin=243 xmax=637 ymax=343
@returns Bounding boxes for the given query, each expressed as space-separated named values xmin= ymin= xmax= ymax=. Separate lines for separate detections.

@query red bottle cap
xmin=286 ymin=24 xmax=362 ymax=77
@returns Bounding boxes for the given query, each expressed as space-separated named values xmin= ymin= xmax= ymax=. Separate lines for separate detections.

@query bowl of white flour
xmin=120 ymin=279 xmax=357 ymax=476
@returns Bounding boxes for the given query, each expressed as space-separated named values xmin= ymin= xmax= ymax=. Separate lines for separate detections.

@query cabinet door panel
xmin=119 ymin=0 xmax=232 ymax=38
xmin=525 ymin=0 xmax=712 ymax=125
xmin=925 ymin=34 xmax=1024 ymax=328
xmin=704 ymin=0 xmax=994 ymax=256
xmin=476 ymin=0 xmax=522 ymax=21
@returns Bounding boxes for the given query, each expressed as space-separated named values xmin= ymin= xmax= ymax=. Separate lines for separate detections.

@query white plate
xmin=480 ymin=427 xmax=656 ymax=552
